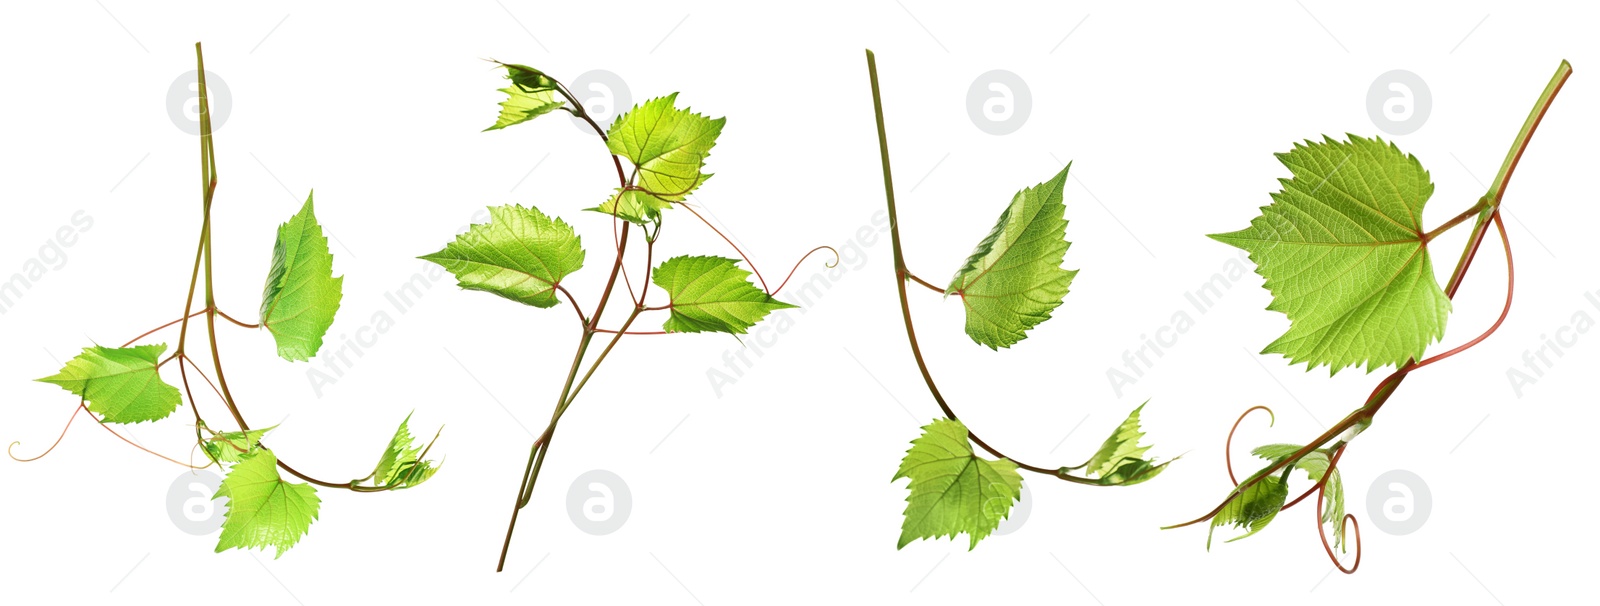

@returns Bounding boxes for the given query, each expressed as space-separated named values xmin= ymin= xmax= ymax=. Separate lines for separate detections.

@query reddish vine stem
xmin=497 ymin=74 xmax=636 ymax=572
xmin=902 ymin=271 xmax=945 ymax=295
xmin=123 ymin=310 xmax=209 ymax=348
xmin=185 ymin=45 xmax=373 ymax=492
xmin=214 ymin=308 xmax=259 ymax=329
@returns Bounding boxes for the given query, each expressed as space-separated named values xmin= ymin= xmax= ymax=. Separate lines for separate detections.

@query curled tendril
xmin=1225 ymin=405 xmax=1275 ymax=486
xmin=675 ymin=201 xmax=771 ymax=292
xmin=771 ymin=246 xmax=843 ymax=297
xmin=9 ymin=404 xmax=82 ymax=462
xmin=1316 ymin=448 xmax=1361 ymax=574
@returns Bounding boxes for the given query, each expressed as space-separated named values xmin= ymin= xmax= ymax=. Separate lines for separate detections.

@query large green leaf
xmin=260 ymin=193 xmax=344 ymax=362
xmin=606 ymin=93 xmax=723 ymax=201
xmin=894 ymin=418 xmax=1023 ymax=549
xmin=214 ymin=449 xmax=320 ymax=558
xmin=651 ymin=256 xmax=795 ymax=334
xmin=1254 ymin=444 xmax=1347 ymax=550
xmin=946 ymin=165 xmax=1076 ymax=349
xmin=485 ymin=62 xmax=565 ymax=131
xmin=371 ymin=413 xmax=440 ymax=490
xmin=1211 ymin=135 xmax=1450 ymax=374
xmin=37 ymin=344 xmax=180 ymax=424
xmin=1080 ymin=402 xmax=1171 ymax=486
xmin=420 ymin=205 xmax=585 ymax=309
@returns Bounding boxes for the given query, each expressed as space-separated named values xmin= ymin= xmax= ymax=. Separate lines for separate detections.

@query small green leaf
xmin=1254 ymin=444 xmax=1347 ymax=550
xmin=485 ymin=63 xmax=565 ymax=131
xmin=586 ymin=189 xmax=675 ymax=226
xmin=203 ymin=425 xmax=276 ymax=464
xmin=1211 ymin=135 xmax=1450 ymax=374
xmin=1080 ymin=402 xmax=1171 ymax=486
xmin=37 ymin=344 xmax=180 ymax=424
xmin=1207 ymin=471 xmax=1289 ymax=550
xmin=421 ymin=205 xmax=585 ymax=309
xmin=260 ymin=193 xmax=344 ymax=362
xmin=215 ymin=449 xmax=320 ymax=558
xmin=894 ymin=418 xmax=1023 ymax=549
xmin=606 ymin=93 xmax=724 ymax=201
xmin=371 ymin=413 xmax=440 ymax=490
xmin=947 ymin=164 xmax=1076 ymax=349
xmin=651 ymin=256 xmax=795 ymax=335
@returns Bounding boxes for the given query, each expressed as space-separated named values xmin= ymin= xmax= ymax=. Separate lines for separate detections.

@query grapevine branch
xmin=490 ymin=65 xmax=832 ymax=572
xmin=865 ymin=49 xmax=1149 ymax=487
xmin=1169 ymin=58 xmax=1565 ymax=573
xmin=15 ymin=45 xmax=440 ymax=500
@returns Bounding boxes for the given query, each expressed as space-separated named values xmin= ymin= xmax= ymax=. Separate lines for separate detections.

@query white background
xmin=2 ymin=1 xmax=1597 ymax=603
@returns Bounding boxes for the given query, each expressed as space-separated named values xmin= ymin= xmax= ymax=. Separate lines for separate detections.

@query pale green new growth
xmin=260 ymin=194 xmax=344 ymax=362
xmin=37 ymin=344 xmax=180 ymax=424
xmin=486 ymin=63 xmax=565 ymax=131
xmin=372 ymin=413 xmax=440 ymax=489
xmin=895 ymin=419 xmax=1023 ymax=549
xmin=1082 ymin=402 xmax=1171 ymax=486
xmin=1254 ymin=444 xmax=1347 ymax=550
xmin=1211 ymin=135 xmax=1450 ymax=374
xmin=651 ymin=256 xmax=795 ymax=334
xmin=421 ymin=205 xmax=585 ymax=309
xmin=588 ymin=188 xmax=677 ymax=226
xmin=947 ymin=164 xmax=1076 ymax=349
xmin=1207 ymin=471 xmax=1289 ymax=550
xmin=215 ymin=449 xmax=321 ymax=558
xmin=203 ymin=425 xmax=276 ymax=464
xmin=606 ymin=93 xmax=723 ymax=203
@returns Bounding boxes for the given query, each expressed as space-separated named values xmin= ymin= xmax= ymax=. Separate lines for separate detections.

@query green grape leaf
xmin=586 ymin=189 xmax=675 ymax=226
xmin=1210 ymin=135 xmax=1450 ymax=374
xmin=651 ymin=256 xmax=795 ymax=334
xmin=37 ymin=344 xmax=180 ymax=424
xmin=606 ymin=93 xmax=723 ymax=201
xmin=215 ymin=449 xmax=320 ymax=558
xmin=894 ymin=418 xmax=1023 ymax=549
xmin=260 ymin=193 xmax=344 ymax=362
xmin=1080 ymin=402 xmax=1171 ymax=486
xmin=203 ymin=425 xmax=276 ymax=464
xmin=946 ymin=164 xmax=1076 ymax=349
xmin=372 ymin=413 xmax=441 ymax=490
xmin=420 ymin=205 xmax=585 ymax=309
xmin=1254 ymin=444 xmax=1347 ymax=550
xmin=1207 ymin=471 xmax=1289 ymax=550
xmin=485 ymin=63 xmax=565 ymax=131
